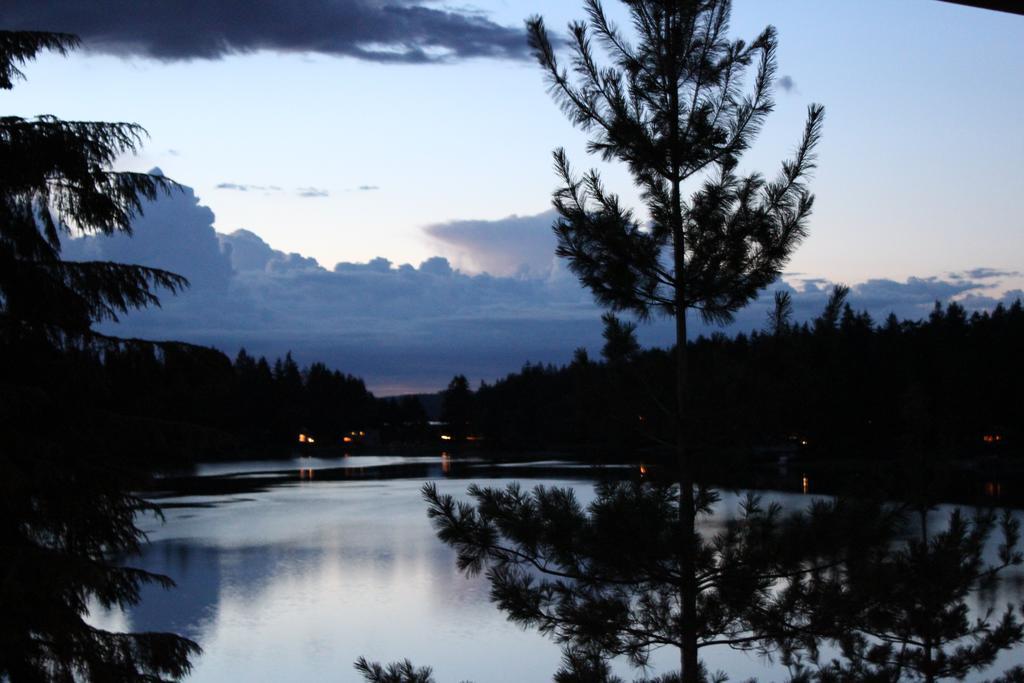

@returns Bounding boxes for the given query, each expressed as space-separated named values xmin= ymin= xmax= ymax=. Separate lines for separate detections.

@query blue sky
xmin=4 ymin=1 xmax=1023 ymax=393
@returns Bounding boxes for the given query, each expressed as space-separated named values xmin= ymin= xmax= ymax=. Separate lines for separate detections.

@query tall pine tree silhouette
xmin=524 ymin=1 xmax=822 ymax=679
xmin=1 ymin=31 xmax=199 ymax=681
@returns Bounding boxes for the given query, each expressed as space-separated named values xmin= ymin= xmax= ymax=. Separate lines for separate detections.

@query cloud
xmin=357 ymin=185 xmax=380 ymax=191
xmin=65 ymin=180 xmax=1022 ymax=394
xmin=63 ymin=178 xmax=597 ymax=392
xmin=954 ymin=289 xmax=1024 ymax=312
xmin=62 ymin=175 xmax=233 ymax=291
xmin=219 ymin=229 xmax=321 ymax=273
xmin=0 ymin=0 xmax=530 ymax=64
xmin=958 ymin=267 xmax=1021 ymax=280
xmin=424 ymin=209 xmax=559 ymax=276
xmin=790 ymin=277 xmax=831 ymax=292
xmin=720 ymin=274 xmax=1021 ymax=336
xmin=218 ymin=183 xmax=330 ymax=197
xmin=778 ymin=75 xmax=797 ymax=93
xmin=216 ymin=182 xmax=282 ymax=193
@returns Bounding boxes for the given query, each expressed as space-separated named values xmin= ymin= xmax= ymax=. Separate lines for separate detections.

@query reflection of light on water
xmin=298 ymin=468 xmax=315 ymax=480
xmin=441 ymin=452 xmax=451 ymax=474
xmin=639 ymin=464 xmax=648 ymax=476
xmin=106 ymin=478 xmax=1024 ymax=683
xmin=986 ymin=481 xmax=1002 ymax=498
xmin=801 ymin=475 xmax=809 ymax=495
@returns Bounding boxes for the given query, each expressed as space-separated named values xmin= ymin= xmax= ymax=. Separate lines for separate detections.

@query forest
xmin=7 ymin=292 xmax=1019 ymax=467
xmin=471 ymin=293 xmax=1023 ymax=460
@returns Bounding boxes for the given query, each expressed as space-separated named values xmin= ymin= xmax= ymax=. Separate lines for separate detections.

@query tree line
xmin=9 ymin=285 xmax=1022 ymax=467
xmin=3 ymin=340 xmax=440 ymax=461
xmin=460 ymin=293 xmax=1023 ymax=461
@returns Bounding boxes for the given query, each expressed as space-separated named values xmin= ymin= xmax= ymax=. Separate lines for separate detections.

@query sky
xmin=4 ymin=1 xmax=1023 ymax=394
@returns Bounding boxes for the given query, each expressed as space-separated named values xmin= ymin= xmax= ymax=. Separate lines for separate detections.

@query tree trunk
xmin=677 ymin=295 xmax=698 ymax=683
xmin=672 ymin=170 xmax=698 ymax=683
xmin=666 ymin=8 xmax=698 ymax=677
xmin=920 ymin=508 xmax=935 ymax=683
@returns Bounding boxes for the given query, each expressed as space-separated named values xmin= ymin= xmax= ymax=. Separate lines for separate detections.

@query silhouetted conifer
xmin=354 ymin=657 xmax=436 ymax=683
xmin=767 ymin=291 xmax=794 ymax=337
xmin=441 ymin=374 xmax=473 ymax=439
xmin=520 ymin=1 xmax=825 ymax=677
xmin=783 ymin=392 xmax=1024 ymax=682
xmin=601 ymin=313 xmax=641 ymax=365
xmin=0 ymin=30 xmax=199 ymax=681
xmin=778 ymin=505 xmax=1023 ymax=683
xmin=423 ymin=481 xmax=895 ymax=682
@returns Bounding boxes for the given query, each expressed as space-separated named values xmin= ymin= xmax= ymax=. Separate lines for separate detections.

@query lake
xmin=93 ymin=454 xmax=1024 ymax=682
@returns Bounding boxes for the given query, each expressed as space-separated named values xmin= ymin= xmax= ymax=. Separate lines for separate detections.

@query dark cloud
xmin=0 ymin=0 xmax=530 ymax=64
xmin=778 ymin=75 xmax=796 ymax=93
xmin=848 ymin=276 xmax=985 ymax=309
xmin=424 ymin=209 xmax=558 ymax=276
xmin=959 ymin=267 xmax=1021 ymax=280
xmin=67 ymin=183 xmax=1021 ymax=394
xmin=216 ymin=182 xmax=281 ymax=193
xmin=217 ymin=182 xmax=328 ymax=196
xmin=955 ymin=289 xmax=1024 ymax=312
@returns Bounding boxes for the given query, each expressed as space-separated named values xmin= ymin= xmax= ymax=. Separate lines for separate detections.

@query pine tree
xmin=354 ymin=657 xmax=437 ymax=683
xmin=766 ymin=291 xmax=793 ymax=337
xmin=422 ymin=481 xmax=890 ymax=682
xmin=785 ymin=396 xmax=1024 ymax=683
xmin=0 ymin=31 xmax=199 ymax=681
xmin=524 ymin=1 xmax=823 ymax=679
xmin=824 ymin=510 xmax=1022 ymax=683
xmin=441 ymin=374 xmax=473 ymax=440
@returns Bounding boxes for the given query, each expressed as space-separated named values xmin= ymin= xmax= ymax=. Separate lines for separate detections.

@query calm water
xmin=94 ymin=456 xmax=1024 ymax=682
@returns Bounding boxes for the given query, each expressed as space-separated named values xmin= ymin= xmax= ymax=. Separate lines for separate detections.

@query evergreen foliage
xmin=441 ymin=374 xmax=473 ymax=440
xmin=526 ymin=3 xmax=824 ymax=677
xmin=777 ymin=423 xmax=1024 ymax=683
xmin=0 ymin=30 xmax=199 ymax=681
xmin=804 ymin=510 xmax=1023 ymax=682
xmin=766 ymin=291 xmax=792 ymax=337
xmin=468 ymin=296 xmax=1024 ymax=462
xmin=354 ymin=657 xmax=437 ymax=683
xmin=1 ymin=48 xmax=186 ymax=344
xmin=422 ymin=481 xmax=892 ymax=681
xmin=26 ymin=345 xmax=381 ymax=460
xmin=39 ymin=292 xmax=1019 ymax=467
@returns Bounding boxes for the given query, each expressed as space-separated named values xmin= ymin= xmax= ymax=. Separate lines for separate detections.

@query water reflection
xmin=98 ymin=480 xmax=577 ymax=682
xmin=94 ymin=468 xmax=1024 ymax=682
xmin=184 ymin=455 xmax=463 ymax=478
